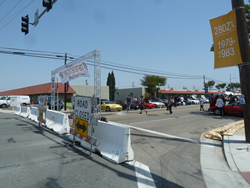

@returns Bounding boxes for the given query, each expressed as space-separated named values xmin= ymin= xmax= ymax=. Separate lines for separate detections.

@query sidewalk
xmin=223 ymin=128 xmax=250 ymax=185
xmin=201 ymin=128 xmax=250 ymax=188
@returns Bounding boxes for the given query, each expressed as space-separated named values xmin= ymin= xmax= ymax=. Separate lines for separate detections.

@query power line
xmin=0 ymin=0 xmax=22 ymax=22
xmin=0 ymin=48 xmax=231 ymax=83
xmin=0 ymin=0 xmax=5 ymax=6
xmin=0 ymin=0 xmax=34 ymax=30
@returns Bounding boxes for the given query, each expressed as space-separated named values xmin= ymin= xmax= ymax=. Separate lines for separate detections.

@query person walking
xmin=200 ymin=99 xmax=204 ymax=111
xmin=139 ymin=95 xmax=147 ymax=114
xmin=167 ymin=97 xmax=173 ymax=114
xmin=126 ymin=94 xmax=132 ymax=112
xmin=216 ymin=95 xmax=224 ymax=115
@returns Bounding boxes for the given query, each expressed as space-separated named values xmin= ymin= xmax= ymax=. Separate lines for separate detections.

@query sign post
xmin=73 ymin=95 xmax=97 ymax=155
xmin=231 ymin=0 xmax=250 ymax=142
xmin=38 ymin=95 xmax=46 ymax=131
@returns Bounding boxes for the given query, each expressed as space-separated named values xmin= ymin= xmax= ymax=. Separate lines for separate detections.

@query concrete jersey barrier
xmin=68 ymin=120 xmax=134 ymax=163
xmin=29 ymin=107 xmax=39 ymax=122
xmin=20 ymin=107 xmax=30 ymax=118
xmin=14 ymin=106 xmax=21 ymax=115
xmin=45 ymin=109 xmax=70 ymax=134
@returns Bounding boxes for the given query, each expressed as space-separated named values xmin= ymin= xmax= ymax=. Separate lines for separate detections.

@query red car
xmin=211 ymin=101 xmax=243 ymax=116
xmin=132 ymin=99 xmax=156 ymax=109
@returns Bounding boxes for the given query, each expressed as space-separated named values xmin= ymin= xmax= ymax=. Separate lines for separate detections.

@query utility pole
xmin=203 ymin=75 xmax=206 ymax=95
xmin=232 ymin=0 xmax=250 ymax=142
xmin=64 ymin=53 xmax=67 ymax=111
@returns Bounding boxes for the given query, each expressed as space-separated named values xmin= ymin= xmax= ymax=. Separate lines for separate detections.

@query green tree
xmin=226 ymin=82 xmax=241 ymax=92
xmin=245 ymin=1 xmax=250 ymax=38
xmin=140 ymin=75 xmax=166 ymax=98
xmin=215 ymin=83 xmax=227 ymax=91
xmin=205 ymin=80 xmax=215 ymax=90
xmin=234 ymin=82 xmax=241 ymax=91
xmin=106 ymin=71 xmax=116 ymax=101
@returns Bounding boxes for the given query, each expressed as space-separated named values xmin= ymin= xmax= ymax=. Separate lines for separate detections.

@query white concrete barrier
xmin=68 ymin=120 xmax=134 ymax=163
xmin=20 ymin=107 xmax=30 ymax=118
xmin=29 ymin=107 xmax=39 ymax=122
xmin=14 ymin=106 xmax=21 ymax=115
xmin=45 ymin=109 xmax=70 ymax=134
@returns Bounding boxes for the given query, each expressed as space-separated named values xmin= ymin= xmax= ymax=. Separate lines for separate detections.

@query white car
xmin=148 ymin=100 xmax=165 ymax=108
xmin=188 ymin=98 xmax=199 ymax=104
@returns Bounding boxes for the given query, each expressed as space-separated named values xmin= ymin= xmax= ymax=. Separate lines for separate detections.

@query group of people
xmin=126 ymin=95 xmax=147 ymax=114
xmin=125 ymin=93 xmax=237 ymax=116
xmin=209 ymin=93 xmax=237 ymax=116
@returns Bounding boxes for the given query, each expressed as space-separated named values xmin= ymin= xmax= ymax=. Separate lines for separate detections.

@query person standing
xmin=126 ymin=95 xmax=132 ymax=112
xmin=200 ymin=99 xmax=204 ymax=111
xmin=139 ymin=95 xmax=147 ymax=114
xmin=58 ymin=98 xmax=62 ymax=111
xmin=174 ymin=95 xmax=177 ymax=107
xmin=216 ymin=95 xmax=224 ymax=115
xmin=167 ymin=97 xmax=173 ymax=114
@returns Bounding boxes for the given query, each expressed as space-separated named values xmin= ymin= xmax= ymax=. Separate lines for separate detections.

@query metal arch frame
xmin=51 ymin=50 xmax=101 ymax=119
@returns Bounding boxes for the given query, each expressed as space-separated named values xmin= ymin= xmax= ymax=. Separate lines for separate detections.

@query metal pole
xmin=64 ymin=53 xmax=67 ymax=111
xmin=232 ymin=0 xmax=250 ymax=142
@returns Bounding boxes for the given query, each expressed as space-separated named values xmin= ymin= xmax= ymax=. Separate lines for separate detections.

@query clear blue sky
xmin=0 ymin=0 xmax=248 ymax=92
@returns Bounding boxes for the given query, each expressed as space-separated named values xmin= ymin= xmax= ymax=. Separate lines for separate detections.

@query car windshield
xmin=104 ymin=101 xmax=114 ymax=104
xmin=0 ymin=97 xmax=7 ymax=100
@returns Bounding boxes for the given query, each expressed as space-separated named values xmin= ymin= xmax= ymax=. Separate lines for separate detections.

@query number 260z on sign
xmin=210 ymin=9 xmax=242 ymax=69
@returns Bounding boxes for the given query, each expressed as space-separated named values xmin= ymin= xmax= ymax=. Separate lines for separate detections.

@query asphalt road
xmin=102 ymin=104 xmax=243 ymax=187
xmin=0 ymin=104 xmax=243 ymax=187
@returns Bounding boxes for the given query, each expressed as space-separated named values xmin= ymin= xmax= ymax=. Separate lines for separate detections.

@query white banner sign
xmin=58 ymin=60 xmax=90 ymax=83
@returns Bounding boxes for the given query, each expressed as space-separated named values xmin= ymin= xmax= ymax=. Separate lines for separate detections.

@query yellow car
xmin=101 ymin=101 xmax=122 ymax=111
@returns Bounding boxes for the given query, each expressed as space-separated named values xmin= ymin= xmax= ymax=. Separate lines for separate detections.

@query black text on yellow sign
xmin=39 ymin=109 xmax=43 ymax=120
xmin=210 ymin=9 xmax=242 ymax=69
xmin=75 ymin=118 xmax=88 ymax=137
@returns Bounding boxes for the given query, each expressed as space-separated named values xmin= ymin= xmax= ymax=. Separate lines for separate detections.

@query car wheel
xmin=106 ymin=106 xmax=111 ymax=112
xmin=214 ymin=108 xmax=220 ymax=115
xmin=2 ymin=104 xmax=7 ymax=108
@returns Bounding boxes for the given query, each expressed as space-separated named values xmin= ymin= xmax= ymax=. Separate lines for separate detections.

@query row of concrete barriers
xmin=14 ymin=106 xmax=134 ymax=163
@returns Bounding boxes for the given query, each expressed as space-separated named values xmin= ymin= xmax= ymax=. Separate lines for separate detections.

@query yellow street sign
xmin=75 ymin=118 xmax=88 ymax=137
xmin=39 ymin=109 xmax=43 ymax=121
xmin=210 ymin=9 xmax=242 ymax=68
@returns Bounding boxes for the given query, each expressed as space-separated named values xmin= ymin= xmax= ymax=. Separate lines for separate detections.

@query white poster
xmin=58 ymin=60 xmax=90 ymax=83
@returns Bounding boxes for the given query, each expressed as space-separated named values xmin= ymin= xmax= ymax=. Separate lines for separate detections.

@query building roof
xmin=0 ymin=83 xmax=76 ymax=96
xmin=159 ymin=89 xmax=221 ymax=95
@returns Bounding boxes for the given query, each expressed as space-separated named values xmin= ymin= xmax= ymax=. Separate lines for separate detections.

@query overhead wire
xmin=0 ymin=0 xmax=34 ymax=30
xmin=0 ymin=0 xmax=22 ymax=22
xmin=0 ymin=0 xmax=5 ymax=6
xmin=0 ymin=48 xmax=230 ymax=83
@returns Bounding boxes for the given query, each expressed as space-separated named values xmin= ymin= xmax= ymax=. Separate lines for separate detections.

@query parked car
xmin=148 ymin=99 xmax=165 ymax=108
xmin=101 ymin=101 xmax=122 ymax=111
xmin=156 ymin=98 xmax=168 ymax=106
xmin=210 ymin=101 xmax=243 ymax=116
xmin=145 ymin=97 xmax=165 ymax=108
xmin=134 ymin=101 xmax=156 ymax=109
xmin=185 ymin=99 xmax=192 ymax=105
xmin=200 ymin=95 xmax=209 ymax=103
xmin=115 ymin=100 xmax=140 ymax=110
xmin=188 ymin=98 xmax=199 ymax=104
xmin=0 ymin=96 xmax=9 ymax=108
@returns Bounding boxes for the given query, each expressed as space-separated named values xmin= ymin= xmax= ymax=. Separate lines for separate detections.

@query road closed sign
xmin=74 ymin=96 xmax=92 ymax=124
xmin=210 ymin=9 xmax=242 ymax=68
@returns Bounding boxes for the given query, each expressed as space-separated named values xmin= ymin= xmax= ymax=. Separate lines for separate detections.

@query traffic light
xmin=21 ymin=15 xmax=29 ymax=35
xmin=43 ymin=0 xmax=52 ymax=12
